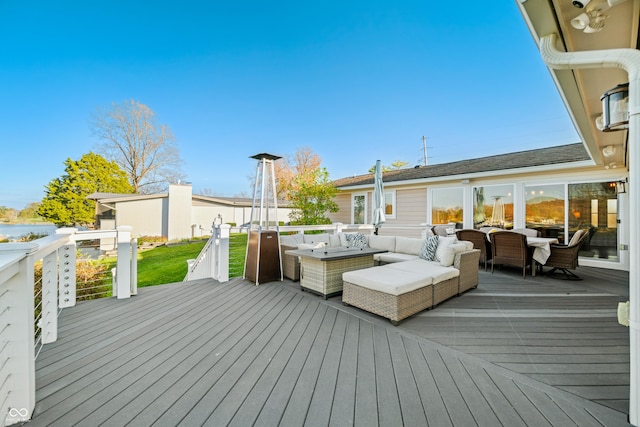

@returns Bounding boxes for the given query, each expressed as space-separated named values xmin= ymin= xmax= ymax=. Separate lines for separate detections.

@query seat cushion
xmin=374 ymin=252 xmax=419 ymax=264
xmin=280 ymin=234 xmax=305 ymax=246
xmin=343 ymin=266 xmax=432 ymax=296
xmin=368 ymin=235 xmax=396 ymax=252
xmin=303 ymin=234 xmax=330 ymax=245
xmin=385 ymin=259 xmax=460 ymax=283
xmin=395 ymin=236 xmax=424 ymax=255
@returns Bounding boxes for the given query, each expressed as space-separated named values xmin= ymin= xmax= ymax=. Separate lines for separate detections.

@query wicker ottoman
xmin=381 ymin=260 xmax=460 ymax=306
xmin=342 ymin=265 xmax=440 ymax=325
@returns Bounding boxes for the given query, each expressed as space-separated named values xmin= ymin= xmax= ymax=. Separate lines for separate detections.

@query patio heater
xmin=243 ymin=153 xmax=283 ymax=285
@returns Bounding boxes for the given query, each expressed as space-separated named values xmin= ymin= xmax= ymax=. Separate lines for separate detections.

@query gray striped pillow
xmin=419 ymin=235 xmax=439 ymax=261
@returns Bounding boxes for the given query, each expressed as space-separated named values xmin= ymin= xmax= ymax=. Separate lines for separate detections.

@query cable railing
xmin=0 ymin=226 xmax=136 ymax=426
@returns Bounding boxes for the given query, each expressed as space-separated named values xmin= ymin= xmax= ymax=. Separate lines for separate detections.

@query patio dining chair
xmin=456 ymin=229 xmax=492 ymax=271
xmin=431 ymin=225 xmax=452 ymax=237
xmin=544 ymin=229 xmax=587 ymax=280
xmin=490 ymin=231 xmax=532 ymax=279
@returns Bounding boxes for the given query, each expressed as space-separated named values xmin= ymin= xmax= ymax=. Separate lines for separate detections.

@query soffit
xmin=518 ymin=0 xmax=639 ymax=169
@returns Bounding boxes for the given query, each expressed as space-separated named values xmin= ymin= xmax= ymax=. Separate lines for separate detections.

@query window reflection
xmin=473 ymin=185 xmax=514 ymax=229
xmin=568 ymin=182 xmax=618 ymax=261
xmin=525 ymin=184 xmax=565 ymax=241
xmin=353 ymin=194 xmax=365 ymax=224
xmin=432 ymin=188 xmax=463 ymax=225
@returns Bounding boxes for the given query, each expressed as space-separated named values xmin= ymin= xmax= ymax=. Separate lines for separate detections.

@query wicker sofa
xmin=280 ymin=232 xmax=432 ymax=281
xmin=342 ymin=235 xmax=480 ymax=325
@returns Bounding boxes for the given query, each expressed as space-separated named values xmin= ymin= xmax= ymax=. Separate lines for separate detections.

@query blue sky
xmin=0 ymin=1 xmax=579 ymax=210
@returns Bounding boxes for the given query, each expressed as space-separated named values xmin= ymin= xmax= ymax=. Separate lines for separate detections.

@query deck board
xmin=29 ymin=266 xmax=631 ymax=426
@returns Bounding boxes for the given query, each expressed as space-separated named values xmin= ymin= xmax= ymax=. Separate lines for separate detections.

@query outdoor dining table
xmin=527 ymin=236 xmax=559 ymax=276
xmin=484 ymin=232 xmax=558 ymax=277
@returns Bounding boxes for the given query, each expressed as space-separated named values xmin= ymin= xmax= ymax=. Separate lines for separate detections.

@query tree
xmin=0 ymin=206 xmax=17 ymax=222
xmin=288 ymin=167 xmax=339 ymax=225
xmin=17 ymin=202 xmax=42 ymax=221
xmin=38 ymin=152 xmax=135 ymax=227
xmin=273 ymin=147 xmax=322 ymax=201
xmin=367 ymin=160 xmax=409 ymax=173
xmin=91 ymin=99 xmax=185 ymax=194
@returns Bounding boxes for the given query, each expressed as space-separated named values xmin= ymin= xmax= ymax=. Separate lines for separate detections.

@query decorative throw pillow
xmin=346 ymin=232 xmax=368 ymax=248
xmin=419 ymin=235 xmax=439 ymax=261
xmin=438 ymin=241 xmax=469 ymax=267
xmin=435 ymin=236 xmax=457 ymax=263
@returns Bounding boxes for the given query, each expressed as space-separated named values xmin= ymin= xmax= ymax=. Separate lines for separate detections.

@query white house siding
xmin=191 ymin=205 xmax=236 ymax=236
xmin=167 ymin=184 xmax=193 ymax=241
xmin=116 ymin=198 xmax=166 ymax=239
xmin=330 ymin=193 xmax=352 ymax=224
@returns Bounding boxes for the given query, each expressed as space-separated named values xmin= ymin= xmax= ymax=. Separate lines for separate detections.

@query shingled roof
xmin=332 ymin=143 xmax=592 ymax=188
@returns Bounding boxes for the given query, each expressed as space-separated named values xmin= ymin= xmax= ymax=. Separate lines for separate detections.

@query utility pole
xmin=422 ymin=136 xmax=429 ymax=166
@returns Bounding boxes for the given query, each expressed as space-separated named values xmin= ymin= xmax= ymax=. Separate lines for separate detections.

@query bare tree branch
xmin=91 ymin=99 xmax=185 ymax=193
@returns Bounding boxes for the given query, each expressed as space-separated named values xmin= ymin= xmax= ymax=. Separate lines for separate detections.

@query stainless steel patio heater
xmin=243 ymin=153 xmax=283 ymax=285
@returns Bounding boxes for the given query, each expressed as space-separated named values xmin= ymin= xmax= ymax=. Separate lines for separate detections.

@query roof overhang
xmin=336 ymin=159 xmax=597 ymax=191
xmin=516 ymin=0 xmax=640 ymax=170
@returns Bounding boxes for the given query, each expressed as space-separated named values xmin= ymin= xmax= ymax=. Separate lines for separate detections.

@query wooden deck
xmin=30 ymin=265 xmax=631 ymax=426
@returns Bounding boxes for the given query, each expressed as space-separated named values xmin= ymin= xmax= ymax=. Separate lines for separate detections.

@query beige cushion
xmin=386 ymin=259 xmax=460 ymax=283
xmin=304 ymin=234 xmax=330 ymax=244
xmin=374 ymin=253 xmax=419 ymax=264
xmin=280 ymin=234 xmax=304 ymax=246
xmin=368 ymin=235 xmax=396 ymax=252
xmin=343 ymin=266 xmax=432 ymax=296
xmin=569 ymin=229 xmax=585 ymax=246
xmin=437 ymin=241 xmax=473 ymax=267
xmin=395 ymin=236 xmax=424 ymax=255
xmin=434 ymin=236 xmax=457 ymax=264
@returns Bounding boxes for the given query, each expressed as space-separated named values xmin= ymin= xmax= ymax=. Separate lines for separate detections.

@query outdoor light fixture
xmin=602 ymin=144 xmax=617 ymax=157
xmin=571 ymin=9 xmax=607 ymax=32
xmin=600 ymin=83 xmax=629 ymax=132
xmin=616 ymin=178 xmax=628 ymax=194
xmin=570 ymin=0 xmax=629 ymax=33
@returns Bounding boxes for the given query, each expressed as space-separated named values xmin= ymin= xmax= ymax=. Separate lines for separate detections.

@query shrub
xmin=137 ymin=235 xmax=168 ymax=245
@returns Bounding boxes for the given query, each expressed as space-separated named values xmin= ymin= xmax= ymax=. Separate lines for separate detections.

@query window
xmin=384 ymin=190 xmax=396 ymax=219
xmin=352 ymin=193 xmax=366 ymax=224
xmin=431 ymin=188 xmax=463 ymax=225
xmin=472 ymin=184 xmax=514 ymax=229
xmin=525 ymin=183 xmax=565 ymax=239
xmin=568 ymin=182 xmax=618 ymax=261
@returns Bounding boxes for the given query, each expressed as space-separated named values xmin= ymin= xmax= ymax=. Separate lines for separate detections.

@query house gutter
xmin=540 ymin=32 xmax=640 ymax=425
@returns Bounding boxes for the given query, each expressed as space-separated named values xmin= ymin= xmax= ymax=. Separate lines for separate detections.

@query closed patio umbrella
xmin=372 ymin=160 xmax=385 ymax=235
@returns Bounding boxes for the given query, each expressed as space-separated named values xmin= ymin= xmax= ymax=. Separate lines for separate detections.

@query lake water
xmin=0 ymin=223 xmax=57 ymax=240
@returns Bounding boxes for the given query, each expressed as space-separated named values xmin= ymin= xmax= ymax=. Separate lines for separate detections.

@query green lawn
xmin=102 ymin=233 xmax=248 ymax=287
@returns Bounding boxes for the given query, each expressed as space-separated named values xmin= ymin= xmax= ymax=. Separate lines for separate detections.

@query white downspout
xmin=540 ymin=33 xmax=640 ymax=426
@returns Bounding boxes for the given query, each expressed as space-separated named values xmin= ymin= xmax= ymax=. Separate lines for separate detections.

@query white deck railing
xmin=0 ymin=226 xmax=136 ymax=426
xmin=185 ymin=224 xmax=230 ymax=283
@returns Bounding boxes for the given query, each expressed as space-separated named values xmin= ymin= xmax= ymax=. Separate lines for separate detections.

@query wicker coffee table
xmin=285 ymin=247 xmax=387 ymax=299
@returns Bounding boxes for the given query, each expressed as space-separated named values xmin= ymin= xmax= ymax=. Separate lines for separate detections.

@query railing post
xmin=208 ymin=224 xmax=219 ymax=279
xmin=216 ymin=224 xmax=230 ymax=282
xmin=3 ymin=254 xmax=36 ymax=425
xmin=130 ymin=238 xmax=138 ymax=296
xmin=58 ymin=243 xmax=76 ymax=308
xmin=116 ymin=226 xmax=132 ymax=299
xmin=40 ymin=252 xmax=58 ymax=344
xmin=334 ymin=222 xmax=344 ymax=234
